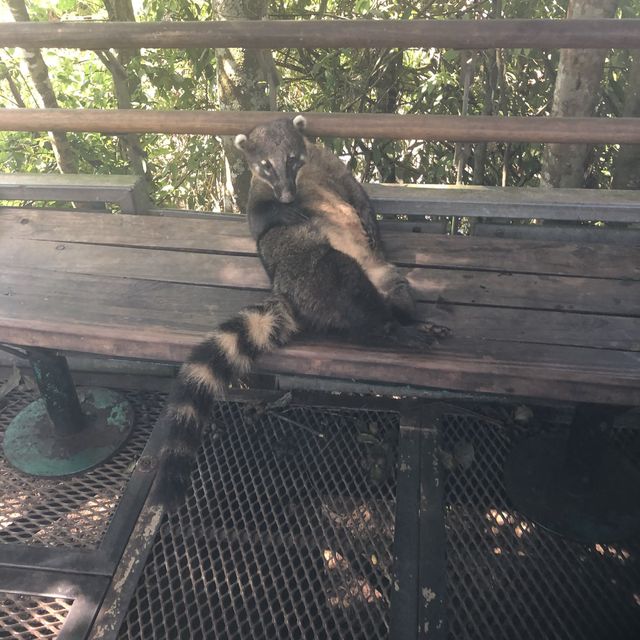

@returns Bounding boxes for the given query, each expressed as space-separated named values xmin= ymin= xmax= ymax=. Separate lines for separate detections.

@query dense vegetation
xmin=1 ymin=0 xmax=638 ymax=211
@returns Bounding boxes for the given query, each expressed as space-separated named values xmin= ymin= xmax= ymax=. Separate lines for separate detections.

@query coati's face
xmin=234 ymin=115 xmax=307 ymax=204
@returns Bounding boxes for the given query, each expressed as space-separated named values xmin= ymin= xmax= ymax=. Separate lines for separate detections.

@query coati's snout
xmin=273 ymin=178 xmax=297 ymax=204
xmin=235 ymin=115 xmax=308 ymax=204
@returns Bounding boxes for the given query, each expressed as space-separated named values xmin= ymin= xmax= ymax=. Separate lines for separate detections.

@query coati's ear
xmin=234 ymin=134 xmax=248 ymax=152
xmin=292 ymin=115 xmax=307 ymax=132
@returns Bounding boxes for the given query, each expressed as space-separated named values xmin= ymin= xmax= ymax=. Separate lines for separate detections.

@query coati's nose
xmin=279 ymin=189 xmax=295 ymax=204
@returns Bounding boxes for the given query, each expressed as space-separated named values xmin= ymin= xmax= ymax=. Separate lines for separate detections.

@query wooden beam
xmin=1 ymin=109 xmax=639 ymax=143
xmin=366 ymin=184 xmax=640 ymax=222
xmin=0 ymin=173 xmax=150 ymax=213
xmin=0 ymin=19 xmax=639 ymax=50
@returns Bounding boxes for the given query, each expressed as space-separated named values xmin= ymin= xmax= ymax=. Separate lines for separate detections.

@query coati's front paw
xmin=382 ymin=321 xmax=447 ymax=351
xmin=415 ymin=321 xmax=451 ymax=340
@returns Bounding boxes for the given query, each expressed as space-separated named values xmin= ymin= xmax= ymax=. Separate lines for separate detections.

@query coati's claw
xmin=379 ymin=322 xmax=447 ymax=350
xmin=416 ymin=321 xmax=452 ymax=340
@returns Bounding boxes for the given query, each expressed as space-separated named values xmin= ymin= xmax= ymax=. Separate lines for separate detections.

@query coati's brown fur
xmin=155 ymin=116 xmax=448 ymax=509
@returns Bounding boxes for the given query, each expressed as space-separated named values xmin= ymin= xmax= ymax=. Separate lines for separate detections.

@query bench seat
xmin=0 ymin=206 xmax=638 ymax=405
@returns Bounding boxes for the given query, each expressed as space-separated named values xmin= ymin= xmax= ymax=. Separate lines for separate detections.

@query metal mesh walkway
xmin=0 ymin=382 xmax=638 ymax=639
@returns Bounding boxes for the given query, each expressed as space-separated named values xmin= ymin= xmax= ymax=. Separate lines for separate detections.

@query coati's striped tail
xmin=155 ymin=295 xmax=298 ymax=510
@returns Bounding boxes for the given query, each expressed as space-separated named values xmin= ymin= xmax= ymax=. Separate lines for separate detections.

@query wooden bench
xmin=1 ymin=186 xmax=639 ymax=406
xmin=1 ymin=183 xmax=639 ymax=640
xmin=0 ymin=172 xmax=151 ymax=214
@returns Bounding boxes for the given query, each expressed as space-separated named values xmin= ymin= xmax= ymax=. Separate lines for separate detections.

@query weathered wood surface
xmin=2 ymin=110 xmax=640 ymax=145
xmin=1 ymin=237 xmax=638 ymax=315
xmin=0 ymin=174 xmax=141 ymax=189
xmin=0 ymin=208 xmax=638 ymax=405
xmin=0 ymin=174 xmax=150 ymax=213
xmin=2 ymin=209 xmax=639 ymax=279
xmin=0 ymin=267 xmax=636 ymax=351
xmin=1 ymin=19 xmax=639 ymax=51
xmin=366 ymin=184 xmax=640 ymax=222
xmin=4 ymin=177 xmax=639 ymax=222
xmin=475 ymin=223 xmax=640 ymax=246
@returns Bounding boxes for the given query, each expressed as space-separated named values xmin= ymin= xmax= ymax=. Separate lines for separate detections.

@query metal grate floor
xmin=116 ymin=401 xmax=640 ymax=640
xmin=1 ymin=378 xmax=639 ymax=639
xmin=0 ymin=387 xmax=156 ymax=548
xmin=119 ymin=402 xmax=398 ymax=640
xmin=442 ymin=412 xmax=640 ymax=640
xmin=0 ymin=382 xmax=162 ymax=640
xmin=0 ymin=592 xmax=71 ymax=639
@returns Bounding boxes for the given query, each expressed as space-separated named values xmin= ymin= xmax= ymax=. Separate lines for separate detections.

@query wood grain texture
xmin=1 ymin=267 xmax=636 ymax=351
xmin=0 ymin=173 xmax=142 ymax=188
xmin=474 ymin=222 xmax=640 ymax=246
xmin=366 ymin=183 xmax=640 ymax=222
xmin=1 ymin=19 xmax=638 ymax=50
xmin=1 ymin=207 xmax=638 ymax=404
xmin=2 ymin=209 xmax=638 ymax=279
xmin=2 ymin=110 xmax=640 ymax=144
xmin=0 ymin=313 xmax=636 ymax=406
xmin=1 ymin=236 xmax=637 ymax=315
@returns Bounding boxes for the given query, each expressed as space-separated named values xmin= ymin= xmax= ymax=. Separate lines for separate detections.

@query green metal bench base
xmin=3 ymin=348 xmax=133 ymax=477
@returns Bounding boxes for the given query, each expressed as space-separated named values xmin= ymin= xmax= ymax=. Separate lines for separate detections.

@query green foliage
xmin=1 ymin=0 xmax=639 ymax=211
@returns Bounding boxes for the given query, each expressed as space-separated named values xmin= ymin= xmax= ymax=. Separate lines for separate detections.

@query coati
xmin=155 ymin=115 xmax=449 ymax=509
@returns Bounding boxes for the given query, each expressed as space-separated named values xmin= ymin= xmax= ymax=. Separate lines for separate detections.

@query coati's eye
xmin=261 ymin=159 xmax=273 ymax=172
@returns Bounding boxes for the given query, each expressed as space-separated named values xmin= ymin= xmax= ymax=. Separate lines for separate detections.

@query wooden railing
xmin=1 ymin=19 xmax=639 ymax=142
xmin=1 ymin=110 xmax=639 ymax=143
xmin=1 ymin=19 xmax=639 ymax=50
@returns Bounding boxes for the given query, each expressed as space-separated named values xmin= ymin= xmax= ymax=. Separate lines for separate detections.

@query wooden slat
xmin=0 ymin=316 xmax=636 ymax=406
xmin=260 ymin=340 xmax=640 ymax=406
xmin=1 ymin=268 xmax=636 ymax=352
xmin=0 ymin=173 xmax=142 ymax=189
xmin=0 ymin=268 xmax=260 ymax=332
xmin=2 ymin=110 xmax=640 ymax=144
xmin=425 ymin=305 xmax=640 ymax=352
xmin=474 ymin=223 xmax=640 ymax=246
xmin=0 ymin=174 xmax=149 ymax=213
xmin=1 ymin=237 xmax=637 ymax=315
xmin=385 ymin=233 xmax=640 ymax=280
xmin=2 ymin=209 xmax=638 ymax=280
xmin=0 ymin=238 xmax=267 ymax=289
xmin=1 ymin=267 xmax=638 ymax=404
xmin=404 ymin=268 xmax=639 ymax=315
xmin=0 ymin=209 xmax=256 ymax=254
xmin=1 ymin=19 xmax=639 ymax=51
xmin=367 ymin=184 xmax=640 ymax=223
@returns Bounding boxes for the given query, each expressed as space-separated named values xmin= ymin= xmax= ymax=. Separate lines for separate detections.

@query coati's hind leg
xmin=385 ymin=273 xmax=417 ymax=324
xmin=366 ymin=262 xmax=417 ymax=324
xmin=366 ymin=262 xmax=450 ymax=339
xmin=275 ymin=246 xmax=440 ymax=350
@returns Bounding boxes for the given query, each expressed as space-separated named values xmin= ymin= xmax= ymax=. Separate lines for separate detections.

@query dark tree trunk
xmin=213 ymin=0 xmax=276 ymax=212
xmin=612 ymin=51 xmax=640 ymax=189
xmin=7 ymin=0 xmax=78 ymax=174
xmin=541 ymin=0 xmax=619 ymax=188
xmin=100 ymin=0 xmax=149 ymax=181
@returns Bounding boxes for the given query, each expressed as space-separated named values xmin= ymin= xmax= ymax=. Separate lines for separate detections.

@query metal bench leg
xmin=504 ymin=402 xmax=640 ymax=543
xmin=3 ymin=348 xmax=134 ymax=477
xmin=390 ymin=403 xmax=447 ymax=640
